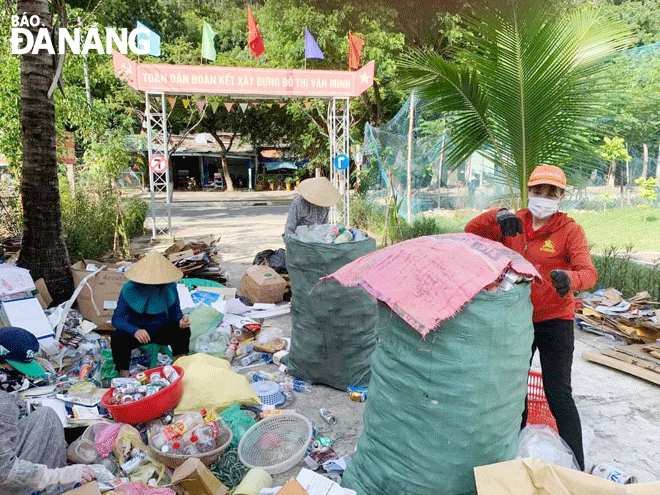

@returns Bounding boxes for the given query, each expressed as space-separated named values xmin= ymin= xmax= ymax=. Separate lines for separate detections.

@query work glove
xmin=550 ymin=270 xmax=571 ymax=298
xmin=495 ymin=209 xmax=524 ymax=237
xmin=37 ymin=465 xmax=96 ymax=491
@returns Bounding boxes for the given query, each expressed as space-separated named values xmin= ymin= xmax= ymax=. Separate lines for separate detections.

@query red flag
xmin=247 ymin=5 xmax=265 ymax=58
xmin=348 ymin=32 xmax=364 ymax=70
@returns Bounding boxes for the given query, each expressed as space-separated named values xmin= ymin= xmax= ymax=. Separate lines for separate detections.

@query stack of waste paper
xmin=576 ymin=288 xmax=660 ymax=343
xmin=165 ymin=235 xmax=226 ymax=283
xmin=578 ymin=287 xmax=660 ymax=386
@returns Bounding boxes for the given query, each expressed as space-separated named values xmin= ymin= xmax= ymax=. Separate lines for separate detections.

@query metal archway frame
xmin=113 ymin=51 xmax=374 ymax=236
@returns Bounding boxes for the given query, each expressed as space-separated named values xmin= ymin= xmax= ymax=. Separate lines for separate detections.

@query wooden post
xmin=406 ymin=93 xmax=414 ymax=223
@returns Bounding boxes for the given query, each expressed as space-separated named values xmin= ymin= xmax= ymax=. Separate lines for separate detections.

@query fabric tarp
xmin=325 ymin=233 xmax=539 ymax=337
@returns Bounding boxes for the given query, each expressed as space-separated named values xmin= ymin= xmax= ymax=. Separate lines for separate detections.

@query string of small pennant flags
xmin=164 ymin=97 xmax=314 ymax=113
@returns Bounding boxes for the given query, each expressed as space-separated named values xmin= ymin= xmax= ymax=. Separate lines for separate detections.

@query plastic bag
xmin=220 ymin=402 xmax=256 ymax=448
xmin=516 ymin=424 xmax=580 ymax=470
xmin=253 ymin=248 xmax=287 ymax=274
xmin=113 ymin=425 xmax=166 ymax=485
xmin=195 ymin=324 xmax=231 ymax=355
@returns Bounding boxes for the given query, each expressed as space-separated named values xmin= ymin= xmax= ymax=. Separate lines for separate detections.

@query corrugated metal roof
xmin=126 ymin=133 xmax=255 ymax=156
xmin=170 ymin=133 xmax=254 ymax=155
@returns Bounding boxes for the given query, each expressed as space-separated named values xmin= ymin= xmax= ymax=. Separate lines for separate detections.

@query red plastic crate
xmin=527 ymin=370 xmax=558 ymax=433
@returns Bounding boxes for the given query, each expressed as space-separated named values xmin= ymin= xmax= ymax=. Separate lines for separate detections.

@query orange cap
xmin=527 ymin=165 xmax=566 ymax=189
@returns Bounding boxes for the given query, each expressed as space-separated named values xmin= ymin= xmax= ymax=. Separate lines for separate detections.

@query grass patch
xmin=566 ymin=208 xmax=660 ymax=254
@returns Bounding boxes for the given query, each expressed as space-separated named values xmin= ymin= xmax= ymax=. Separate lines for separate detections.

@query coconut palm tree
xmin=16 ymin=0 xmax=74 ymax=303
xmin=398 ymin=0 xmax=632 ymax=207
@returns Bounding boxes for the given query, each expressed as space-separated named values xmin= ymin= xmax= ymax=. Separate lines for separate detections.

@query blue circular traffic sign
xmin=334 ymin=154 xmax=349 ymax=170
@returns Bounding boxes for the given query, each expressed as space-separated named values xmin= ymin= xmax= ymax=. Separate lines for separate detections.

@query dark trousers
xmin=522 ymin=319 xmax=585 ymax=471
xmin=111 ymin=322 xmax=190 ymax=372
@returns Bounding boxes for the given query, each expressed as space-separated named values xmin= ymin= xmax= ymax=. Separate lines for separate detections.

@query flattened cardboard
xmin=168 ymin=249 xmax=195 ymax=262
xmin=70 ymin=260 xmax=128 ymax=330
xmin=239 ymin=265 xmax=286 ymax=304
xmin=171 ymin=457 xmax=228 ymax=495
xmin=278 ymin=479 xmax=309 ymax=495
xmin=474 ymin=457 xmax=660 ymax=495
xmin=62 ymin=481 xmax=101 ymax=495
xmin=34 ymin=278 xmax=53 ymax=309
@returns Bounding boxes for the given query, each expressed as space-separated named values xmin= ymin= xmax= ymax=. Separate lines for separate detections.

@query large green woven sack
xmin=341 ymin=284 xmax=534 ymax=495
xmin=284 ymin=235 xmax=379 ymax=390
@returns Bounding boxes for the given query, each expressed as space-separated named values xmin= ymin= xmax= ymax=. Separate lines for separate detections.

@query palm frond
xmin=398 ymin=0 xmax=632 ymax=207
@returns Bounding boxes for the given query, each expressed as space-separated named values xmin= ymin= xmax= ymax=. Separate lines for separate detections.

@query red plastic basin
xmin=100 ymin=365 xmax=184 ymax=424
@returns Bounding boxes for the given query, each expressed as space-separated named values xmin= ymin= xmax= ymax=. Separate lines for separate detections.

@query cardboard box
xmin=239 ymin=265 xmax=287 ymax=304
xmin=70 ymin=260 xmax=128 ymax=330
xmin=62 ymin=482 xmax=101 ymax=495
xmin=171 ymin=457 xmax=228 ymax=495
xmin=474 ymin=457 xmax=660 ymax=495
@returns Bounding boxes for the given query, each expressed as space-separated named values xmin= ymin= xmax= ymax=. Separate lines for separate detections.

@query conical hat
xmin=125 ymin=251 xmax=183 ymax=285
xmin=298 ymin=177 xmax=341 ymax=207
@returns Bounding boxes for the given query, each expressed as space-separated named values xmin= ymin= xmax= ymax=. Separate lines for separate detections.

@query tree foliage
xmin=399 ymin=0 xmax=633 ymax=206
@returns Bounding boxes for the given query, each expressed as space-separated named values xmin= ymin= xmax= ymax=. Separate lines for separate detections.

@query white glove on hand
xmin=37 ymin=465 xmax=96 ymax=491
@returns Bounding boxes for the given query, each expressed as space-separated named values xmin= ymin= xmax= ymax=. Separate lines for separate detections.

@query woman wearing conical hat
xmin=283 ymin=176 xmax=341 ymax=236
xmin=111 ymin=251 xmax=190 ymax=377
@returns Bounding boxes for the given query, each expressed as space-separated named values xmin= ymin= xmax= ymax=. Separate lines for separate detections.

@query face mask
xmin=528 ymin=196 xmax=560 ymax=219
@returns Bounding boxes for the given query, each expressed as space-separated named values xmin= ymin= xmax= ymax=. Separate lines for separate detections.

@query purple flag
xmin=304 ymin=29 xmax=324 ymax=60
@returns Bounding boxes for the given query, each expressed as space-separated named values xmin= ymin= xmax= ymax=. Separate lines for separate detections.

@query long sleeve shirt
xmin=111 ymin=290 xmax=183 ymax=336
xmin=284 ymin=195 xmax=330 ymax=235
xmin=465 ymin=208 xmax=597 ymax=322
xmin=0 ymin=392 xmax=64 ymax=495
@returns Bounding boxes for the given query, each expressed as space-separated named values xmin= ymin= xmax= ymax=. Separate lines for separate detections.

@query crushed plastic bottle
xmin=283 ymin=377 xmax=312 ymax=393
xmin=239 ymin=352 xmax=272 ymax=367
xmin=247 ymin=370 xmax=281 ymax=382
xmin=194 ymin=425 xmax=217 ymax=453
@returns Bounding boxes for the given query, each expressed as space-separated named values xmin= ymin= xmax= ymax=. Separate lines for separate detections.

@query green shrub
xmin=61 ymin=187 xmax=116 ymax=262
xmin=349 ymin=195 xmax=386 ymax=234
xmin=592 ymin=247 xmax=660 ymax=301
xmin=397 ymin=217 xmax=441 ymax=241
xmin=60 ymin=184 xmax=148 ymax=262
xmin=123 ymin=196 xmax=148 ymax=238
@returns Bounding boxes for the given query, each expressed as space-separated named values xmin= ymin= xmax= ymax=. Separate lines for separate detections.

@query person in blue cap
xmin=111 ymin=251 xmax=191 ymax=377
xmin=0 ymin=327 xmax=95 ymax=494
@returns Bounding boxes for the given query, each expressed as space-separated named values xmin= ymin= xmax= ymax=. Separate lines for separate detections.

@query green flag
xmin=201 ymin=21 xmax=217 ymax=61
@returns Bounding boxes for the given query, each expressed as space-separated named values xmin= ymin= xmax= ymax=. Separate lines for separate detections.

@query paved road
xmin=141 ymin=192 xmax=293 ymax=263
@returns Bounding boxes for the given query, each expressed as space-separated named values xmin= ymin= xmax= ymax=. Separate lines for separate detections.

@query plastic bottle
xmin=247 ymin=370 xmax=280 ymax=382
xmin=333 ymin=230 xmax=353 ymax=244
xmin=78 ymin=355 xmax=94 ymax=381
xmin=150 ymin=431 xmax=169 ymax=452
xmin=283 ymin=377 xmax=312 ymax=393
xmin=194 ymin=425 xmax=217 ymax=453
xmin=235 ymin=341 xmax=255 ymax=358
xmin=224 ymin=342 xmax=238 ymax=362
xmin=179 ymin=441 xmax=200 ymax=456
xmin=161 ymin=441 xmax=181 ymax=454
xmin=172 ymin=411 xmax=205 ymax=435
xmin=239 ymin=352 xmax=273 ymax=367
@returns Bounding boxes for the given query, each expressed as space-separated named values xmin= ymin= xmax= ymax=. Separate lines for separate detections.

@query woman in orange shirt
xmin=465 ymin=165 xmax=597 ymax=471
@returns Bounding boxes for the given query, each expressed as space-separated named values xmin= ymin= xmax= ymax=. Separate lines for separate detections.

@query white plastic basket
xmin=237 ymin=413 xmax=313 ymax=474
xmin=251 ymin=380 xmax=285 ymax=407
